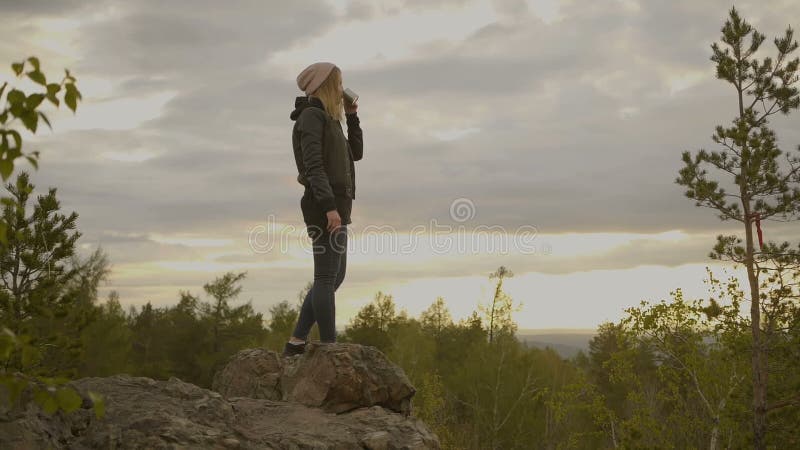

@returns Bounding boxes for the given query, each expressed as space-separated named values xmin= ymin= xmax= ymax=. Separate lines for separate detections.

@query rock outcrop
xmin=213 ymin=342 xmax=415 ymax=415
xmin=0 ymin=342 xmax=440 ymax=449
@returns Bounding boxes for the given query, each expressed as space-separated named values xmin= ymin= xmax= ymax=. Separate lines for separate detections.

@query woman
xmin=283 ymin=62 xmax=363 ymax=357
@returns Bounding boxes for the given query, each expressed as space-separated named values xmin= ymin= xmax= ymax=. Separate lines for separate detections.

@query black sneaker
xmin=282 ymin=341 xmax=306 ymax=357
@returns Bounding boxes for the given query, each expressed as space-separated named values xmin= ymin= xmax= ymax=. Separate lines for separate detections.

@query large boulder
xmin=214 ymin=342 xmax=415 ymax=415
xmin=212 ymin=347 xmax=283 ymax=401
xmin=0 ymin=343 xmax=440 ymax=449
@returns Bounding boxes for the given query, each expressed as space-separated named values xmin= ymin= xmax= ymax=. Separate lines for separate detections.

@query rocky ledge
xmin=0 ymin=342 xmax=441 ymax=449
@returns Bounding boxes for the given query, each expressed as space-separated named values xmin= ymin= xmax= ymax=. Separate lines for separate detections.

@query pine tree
xmin=478 ymin=266 xmax=521 ymax=344
xmin=675 ymin=7 xmax=800 ymax=447
xmin=421 ymin=296 xmax=454 ymax=338
xmin=340 ymin=291 xmax=398 ymax=352
xmin=0 ymin=171 xmax=81 ymax=336
xmin=202 ymin=271 xmax=247 ymax=353
xmin=0 ymin=171 xmax=103 ymax=379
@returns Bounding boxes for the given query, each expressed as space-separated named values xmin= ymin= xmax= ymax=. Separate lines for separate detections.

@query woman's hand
xmin=345 ymin=101 xmax=358 ymax=115
xmin=326 ymin=209 xmax=342 ymax=233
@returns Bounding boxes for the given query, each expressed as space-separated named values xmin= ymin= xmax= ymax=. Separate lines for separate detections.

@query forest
xmin=1 ymin=250 xmax=798 ymax=448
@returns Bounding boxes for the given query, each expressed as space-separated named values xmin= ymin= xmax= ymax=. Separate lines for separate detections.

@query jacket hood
xmin=290 ymin=95 xmax=325 ymax=121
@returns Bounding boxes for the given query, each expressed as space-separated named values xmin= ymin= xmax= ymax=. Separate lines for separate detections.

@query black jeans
xmin=292 ymin=224 xmax=348 ymax=343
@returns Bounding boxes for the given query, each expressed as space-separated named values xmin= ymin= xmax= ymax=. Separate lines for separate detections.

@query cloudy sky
xmin=2 ymin=0 xmax=799 ymax=330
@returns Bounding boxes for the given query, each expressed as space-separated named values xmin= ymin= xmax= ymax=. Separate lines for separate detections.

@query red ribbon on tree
xmin=749 ymin=212 xmax=764 ymax=250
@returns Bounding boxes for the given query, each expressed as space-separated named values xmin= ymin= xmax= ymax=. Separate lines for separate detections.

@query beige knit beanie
xmin=296 ymin=62 xmax=338 ymax=96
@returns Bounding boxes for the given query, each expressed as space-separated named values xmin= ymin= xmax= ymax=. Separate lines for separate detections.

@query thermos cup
xmin=343 ymin=87 xmax=359 ymax=105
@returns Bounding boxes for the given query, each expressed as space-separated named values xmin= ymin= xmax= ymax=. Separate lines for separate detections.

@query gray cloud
xmin=26 ymin=0 xmax=798 ymax=241
xmin=89 ymin=235 xmax=205 ymax=265
xmin=491 ymin=0 xmax=528 ymax=18
xmin=397 ymin=0 xmax=473 ymax=12
xmin=5 ymin=0 xmax=800 ymax=316
xmin=76 ymin=1 xmax=337 ymax=80
xmin=343 ymin=1 xmax=376 ymax=21
xmin=0 ymin=0 xmax=93 ymax=17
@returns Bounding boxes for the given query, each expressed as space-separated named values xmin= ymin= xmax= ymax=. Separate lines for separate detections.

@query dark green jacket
xmin=291 ymin=95 xmax=363 ymax=227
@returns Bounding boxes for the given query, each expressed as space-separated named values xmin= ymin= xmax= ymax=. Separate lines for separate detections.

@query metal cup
xmin=343 ymin=87 xmax=359 ymax=105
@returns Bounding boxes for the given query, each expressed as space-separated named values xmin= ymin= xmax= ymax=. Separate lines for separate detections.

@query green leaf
xmin=27 ymin=70 xmax=46 ymax=86
xmin=26 ymin=57 xmax=40 ymax=71
xmin=0 ymin=221 xmax=6 ymax=246
xmin=64 ymin=82 xmax=81 ymax=106
xmin=0 ymin=110 xmax=7 ymax=124
xmin=9 ymin=103 xmax=23 ymax=118
xmin=26 ymin=93 xmax=45 ymax=109
xmin=38 ymin=112 xmax=51 ymax=131
xmin=34 ymin=388 xmax=58 ymax=414
xmin=88 ymin=391 xmax=106 ymax=418
xmin=7 ymin=89 xmax=24 ymax=105
xmin=0 ymin=82 xmax=7 ymax=99
xmin=20 ymin=110 xmax=38 ymax=133
xmin=55 ymin=387 xmax=82 ymax=412
xmin=64 ymin=91 xmax=77 ymax=113
xmin=0 ymin=197 xmax=16 ymax=208
xmin=46 ymin=83 xmax=60 ymax=106
xmin=11 ymin=62 xmax=24 ymax=76
xmin=6 ymin=143 xmax=20 ymax=160
xmin=7 ymin=130 xmax=21 ymax=151
xmin=25 ymin=155 xmax=38 ymax=170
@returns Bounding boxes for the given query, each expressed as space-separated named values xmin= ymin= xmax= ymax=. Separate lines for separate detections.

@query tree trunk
xmin=744 ymin=207 xmax=767 ymax=449
xmin=710 ymin=419 xmax=719 ymax=450
xmin=737 ymin=60 xmax=767 ymax=446
xmin=610 ymin=417 xmax=618 ymax=448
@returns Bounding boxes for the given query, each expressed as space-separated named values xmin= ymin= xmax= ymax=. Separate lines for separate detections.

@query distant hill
xmin=331 ymin=327 xmax=598 ymax=360
xmin=515 ymin=329 xmax=596 ymax=359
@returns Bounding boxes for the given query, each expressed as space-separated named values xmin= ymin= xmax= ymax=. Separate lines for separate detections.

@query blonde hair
xmin=311 ymin=67 xmax=344 ymax=122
